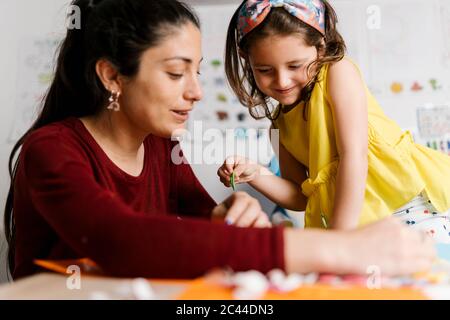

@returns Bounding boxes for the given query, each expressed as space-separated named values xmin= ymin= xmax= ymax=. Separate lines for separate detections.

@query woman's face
xmin=120 ymin=22 xmax=203 ymax=138
xmin=247 ymin=34 xmax=319 ymax=106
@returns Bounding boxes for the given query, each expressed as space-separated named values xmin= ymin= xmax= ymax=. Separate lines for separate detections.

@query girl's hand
xmin=211 ymin=192 xmax=272 ymax=228
xmin=217 ymin=156 xmax=261 ymax=188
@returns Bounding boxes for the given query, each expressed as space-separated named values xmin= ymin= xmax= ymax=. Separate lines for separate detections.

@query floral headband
xmin=237 ymin=0 xmax=326 ymax=41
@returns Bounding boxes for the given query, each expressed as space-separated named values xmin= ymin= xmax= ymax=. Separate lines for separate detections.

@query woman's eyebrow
xmin=162 ymin=57 xmax=204 ymax=64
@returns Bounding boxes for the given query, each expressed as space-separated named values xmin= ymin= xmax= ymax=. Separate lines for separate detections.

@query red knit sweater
xmin=12 ymin=117 xmax=284 ymax=279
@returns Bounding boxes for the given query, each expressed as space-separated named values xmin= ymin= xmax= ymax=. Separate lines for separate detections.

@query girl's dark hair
xmin=3 ymin=0 xmax=200 ymax=277
xmin=225 ymin=0 xmax=346 ymax=121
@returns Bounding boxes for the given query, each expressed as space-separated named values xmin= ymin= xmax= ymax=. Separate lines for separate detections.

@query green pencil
xmin=321 ymin=214 xmax=328 ymax=229
xmin=230 ymin=172 xmax=236 ymax=191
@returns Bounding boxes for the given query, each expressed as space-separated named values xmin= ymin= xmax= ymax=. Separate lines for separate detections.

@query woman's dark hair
xmin=4 ymin=0 xmax=200 ymax=277
xmin=225 ymin=0 xmax=346 ymax=121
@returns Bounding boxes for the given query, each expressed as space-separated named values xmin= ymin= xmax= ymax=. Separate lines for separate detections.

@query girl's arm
xmin=217 ymin=142 xmax=308 ymax=211
xmin=327 ymin=59 xmax=369 ymax=230
xmin=249 ymin=142 xmax=308 ymax=211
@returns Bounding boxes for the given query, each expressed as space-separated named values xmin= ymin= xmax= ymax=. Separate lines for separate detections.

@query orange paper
xmin=177 ymin=278 xmax=427 ymax=300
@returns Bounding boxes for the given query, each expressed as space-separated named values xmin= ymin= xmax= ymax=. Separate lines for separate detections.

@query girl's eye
xmin=289 ymin=65 xmax=302 ymax=69
xmin=168 ymin=72 xmax=183 ymax=79
xmin=256 ymin=69 xmax=271 ymax=74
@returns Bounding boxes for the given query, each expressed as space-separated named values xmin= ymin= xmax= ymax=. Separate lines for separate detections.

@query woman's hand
xmin=346 ymin=217 xmax=436 ymax=276
xmin=217 ymin=156 xmax=261 ymax=188
xmin=211 ymin=192 xmax=272 ymax=228
xmin=284 ymin=217 xmax=436 ymax=276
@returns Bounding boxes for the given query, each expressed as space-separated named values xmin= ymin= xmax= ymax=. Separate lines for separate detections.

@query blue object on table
xmin=436 ymin=244 xmax=450 ymax=262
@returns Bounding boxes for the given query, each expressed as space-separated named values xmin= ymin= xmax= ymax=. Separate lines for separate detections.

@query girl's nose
xmin=275 ymin=71 xmax=292 ymax=89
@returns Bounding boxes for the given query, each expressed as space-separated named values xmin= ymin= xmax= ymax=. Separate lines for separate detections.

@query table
xmin=0 ymin=273 xmax=188 ymax=300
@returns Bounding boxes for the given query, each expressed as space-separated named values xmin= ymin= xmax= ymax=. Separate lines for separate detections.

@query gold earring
xmin=107 ymin=91 xmax=121 ymax=112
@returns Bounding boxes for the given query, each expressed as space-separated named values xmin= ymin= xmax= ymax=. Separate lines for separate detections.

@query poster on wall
xmin=364 ymin=0 xmax=444 ymax=98
xmin=439 ymin=0 xmax=450 ymax=92
xmin=417 ymin=104 xmax=450 ymax=155
xmin=8 ymin=36 xmax=60 ymax=143
xmin=193 ymin=4 xmax=272 ymax=133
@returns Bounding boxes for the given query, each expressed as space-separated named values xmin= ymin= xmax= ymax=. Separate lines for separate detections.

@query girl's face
xmin=120 ymin=22 xmax=203 ymax=138
xmin=248 ymin=34 xmax=319 ymax=106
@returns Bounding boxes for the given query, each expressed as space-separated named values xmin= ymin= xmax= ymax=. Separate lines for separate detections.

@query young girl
xmin=219 ymin=0 xmax=450 ymax=242
xmin=4 ymin=0 xmax=433 ymax=280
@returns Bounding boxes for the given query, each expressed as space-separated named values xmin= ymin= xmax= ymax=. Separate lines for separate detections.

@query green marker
xmin=230 ymin=172 xmax=236 ymax=191
xmin=321 ymin=214 xmax=328 ymax=229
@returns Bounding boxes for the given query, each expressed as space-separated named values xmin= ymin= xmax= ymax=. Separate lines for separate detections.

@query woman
xmin=4 ymin=0 xmax=434 ymax=280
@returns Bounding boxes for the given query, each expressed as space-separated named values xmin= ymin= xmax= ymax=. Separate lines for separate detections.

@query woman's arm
xmin=21 ymin=133 xmax=285 ymax=278
xmin=327 ymin=59 xmax=369 ymax=230
xmin=285 ymin=218 xmax=435 ymax=276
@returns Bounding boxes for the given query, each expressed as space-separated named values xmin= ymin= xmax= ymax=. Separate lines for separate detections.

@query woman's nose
xmin=185 ymin=75 xmax=203 ymax=102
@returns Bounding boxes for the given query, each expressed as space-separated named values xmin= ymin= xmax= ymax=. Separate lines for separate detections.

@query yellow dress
xmin=274 ymin=60 xmax=450 ymax=228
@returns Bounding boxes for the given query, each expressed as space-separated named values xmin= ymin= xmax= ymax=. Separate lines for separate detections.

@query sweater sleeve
xmin=21 ymin=132 xmax=285 ymax=279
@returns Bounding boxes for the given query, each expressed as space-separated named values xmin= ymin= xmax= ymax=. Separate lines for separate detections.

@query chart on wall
xmin=331 ymin=0 xmax=365 ymax=69
xmin=363 ymin=0 xmax=445 ymax=98
xmin=416 ymin=104 xmax=450 ymax=155
xmin=439 ymin=0 xmax=450 ymax=76
xmin=8 ymin=36 xmax=60 ymax=143
xmin=192 ymin=4 xmax=272 ymax=142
